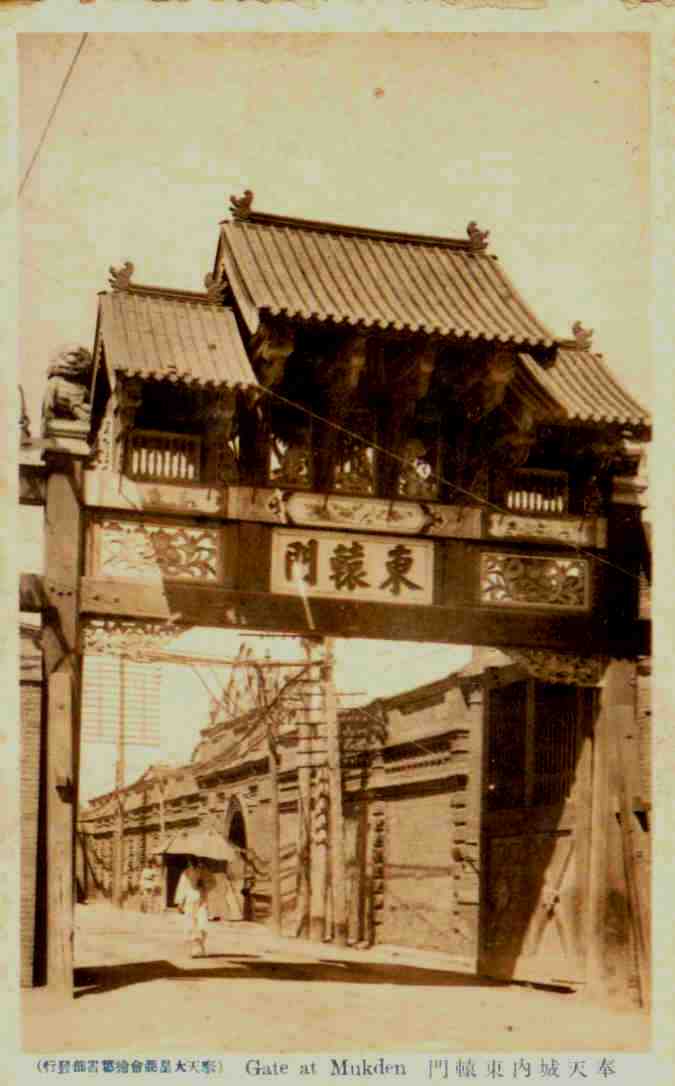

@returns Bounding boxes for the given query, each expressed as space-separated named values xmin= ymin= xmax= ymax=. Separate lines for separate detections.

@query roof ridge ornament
xmin=108 ymin=261 xmax=135 ymax=291
xmin=572 ymin=321 xmax=594 ymax=351
xmin=466 ymin=221 xmax=490 ymax=251
xmin=230 ymin=190 xmax=254 ymax=222
xmin=203 ymin=273 xmax=226 ymax=304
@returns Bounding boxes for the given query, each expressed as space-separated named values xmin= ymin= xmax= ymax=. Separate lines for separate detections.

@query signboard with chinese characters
xmin=270 ymin=528 xmax=434 ymax=606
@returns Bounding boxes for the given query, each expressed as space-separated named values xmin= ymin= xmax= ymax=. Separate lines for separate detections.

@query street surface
xmin=22 ymin=905 xmax=649 ymax=1054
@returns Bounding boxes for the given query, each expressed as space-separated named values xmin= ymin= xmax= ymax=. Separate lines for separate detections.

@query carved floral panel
xmin=479 ymin=553 xmax=589 ymax=610
xmin=506 ymin=649 xmax=607 ymax=686
xmin=95 ymin=518 xmax=220 ymax=581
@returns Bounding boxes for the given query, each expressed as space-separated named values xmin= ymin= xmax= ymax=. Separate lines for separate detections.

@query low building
xmin=77 ymin=646 xmax=651 ymax=994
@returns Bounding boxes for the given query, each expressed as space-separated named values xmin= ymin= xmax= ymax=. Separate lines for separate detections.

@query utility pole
xmin=156 ymin=767 xmax=168 ymax=911
xmin=259 ymin=666 xmax=282 ymax=937
xmin=294 ymin=640 xmax=315 ymax=937
xmin=323 ymin=638 xmax=347 ymax=946
xmin=112 ymin=655 xmax=126 ymax=908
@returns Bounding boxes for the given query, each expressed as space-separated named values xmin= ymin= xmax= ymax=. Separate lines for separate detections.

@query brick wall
xmin=20 ymin=630 xmax=44 ymax=988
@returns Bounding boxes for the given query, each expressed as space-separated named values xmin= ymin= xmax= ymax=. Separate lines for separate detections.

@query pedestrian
xmin=140 ymin=857 xmax=158 ymax=914
xmin=174 ymin=857 xmax=212 ymax=958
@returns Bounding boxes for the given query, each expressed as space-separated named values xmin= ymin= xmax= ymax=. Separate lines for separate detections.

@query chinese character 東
xmin=380 ymin=543 xmax=421 ymax=596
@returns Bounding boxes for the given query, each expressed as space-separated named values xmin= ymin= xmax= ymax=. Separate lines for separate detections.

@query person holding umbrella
xmin=174 ymin=857 xmax=213 ymax=958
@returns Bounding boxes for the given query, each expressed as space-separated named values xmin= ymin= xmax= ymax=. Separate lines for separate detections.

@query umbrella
xmin=153 ymin=828 xmax=239 ymax=863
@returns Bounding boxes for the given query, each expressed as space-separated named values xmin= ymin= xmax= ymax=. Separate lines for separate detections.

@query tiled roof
xmin=216 ymin=214 xmax=556 ymax=347
xmin=515 ymin=349 xmax=650 ymax=430
xmin=97 ymin=289 xmax=257 ymax=389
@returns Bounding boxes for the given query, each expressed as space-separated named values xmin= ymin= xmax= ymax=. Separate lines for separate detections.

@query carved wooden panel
xmin=479 ymin=553 xmax=589 ymax=610
xmin=487 ymin=513 xmax=606 ymax=549
xmin=91 ymin=517 xmax=222 ymax=582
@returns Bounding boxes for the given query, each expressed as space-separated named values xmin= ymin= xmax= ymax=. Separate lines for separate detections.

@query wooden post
xmin=307 ymin=641 xmax=327 ymax=941
xmin=46 ymin=670 xmax=76 ymax=988
xmin=42 ymin=454 xmax=85 ymax=992
xmin=156 ymin=770 xmax=167 ymax=910
xmin=294 ymin=641 xmax=313 ymax=937
xmin=587 ymin=660 xmax=646 ymax=1007
xmin=323 ymin=638 xmax=347 ymax=946
xmin=268 ymin=709 xmax=282 ymax=936
xmin=112 ymin=656 xmax=126 ymax=908
xmin=309 ymin=764 xmax=329 ymax=941
xmin=610 ymin=660 xmax=650 ymax=1008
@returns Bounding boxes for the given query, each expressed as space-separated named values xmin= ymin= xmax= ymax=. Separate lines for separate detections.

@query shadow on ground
xmin=74 ymin=957 xmax=515 ymax=999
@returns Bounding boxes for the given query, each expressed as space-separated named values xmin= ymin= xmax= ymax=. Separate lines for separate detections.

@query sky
xmin=18 ymin=33 xmax=651 ymax=801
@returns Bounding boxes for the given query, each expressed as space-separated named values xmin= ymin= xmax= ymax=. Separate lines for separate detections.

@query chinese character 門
xmin=379 ymin=544 xmax=421 ymax=596
xmin=285 ymin=539 xmax=318 ymax=587
xmin=330 ymin=541 xmax=369 ymax=591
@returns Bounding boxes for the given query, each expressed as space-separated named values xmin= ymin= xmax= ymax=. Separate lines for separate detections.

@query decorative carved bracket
xmin=203 ymin=273 xmax=226 ymax=305
xmin=571 ymin=321 xmax=593 ymax=350
xmin=81 ymin=618 xmax=188 ymax=657
xmin=467 ymin=221 xmax=490 ymax=251
xmin=108 ymin=262 xmax=135 ymax=291
xmin=230 ymin=190 xmax=254 ymax=222
xmin=505 ymin=648 xmax=608 ymax=686
xmin=116 ymin=377 xmax=144 ymax=440
xmin=252 ymin=324 xmax=296 ymax=389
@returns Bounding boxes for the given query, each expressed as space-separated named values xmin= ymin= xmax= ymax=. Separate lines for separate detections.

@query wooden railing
xmin=126 ymin=429 xmax=202 ymax=483
xmin=504 ymin=468 xmax=569 ymax=516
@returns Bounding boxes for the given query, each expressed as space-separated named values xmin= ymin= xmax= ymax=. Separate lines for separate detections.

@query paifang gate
xmin=20 ymin=194 xmax=651 ymax=997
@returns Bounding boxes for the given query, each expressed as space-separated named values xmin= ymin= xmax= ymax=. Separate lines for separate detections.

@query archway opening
xmin=228 ymin=808 xmax=247 ymax=851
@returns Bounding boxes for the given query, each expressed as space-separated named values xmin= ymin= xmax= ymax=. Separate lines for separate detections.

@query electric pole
xmin=323 ymin=638 xmax=347 ymax=946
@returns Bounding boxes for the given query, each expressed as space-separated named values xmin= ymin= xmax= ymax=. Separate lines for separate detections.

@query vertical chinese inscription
xmin=270 ymin=529 xmax=433 ymax=605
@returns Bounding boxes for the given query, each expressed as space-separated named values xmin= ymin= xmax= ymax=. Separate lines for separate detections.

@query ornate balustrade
xmin=126 ymin=429 xmax=202 ymax=484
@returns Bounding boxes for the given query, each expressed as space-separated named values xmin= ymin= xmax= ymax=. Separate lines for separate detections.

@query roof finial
xmin=572 ymin=321 xmax=593 ymax=350
xmin=230 ymin=190 xmax=254 ymax=222
xmin=108 ymin=261 xmax=135 ymax=291
xmin=467 ymin=221 xmax=490 ymax=251
xmin=203 ymin=272 xmax=226 ymax=304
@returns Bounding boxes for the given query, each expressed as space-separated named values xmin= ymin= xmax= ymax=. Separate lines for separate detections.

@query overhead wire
xmin=261 ymin=383 xmax=644 ymax=584
xmin=19 ymin=34 xmax=89 ymax=198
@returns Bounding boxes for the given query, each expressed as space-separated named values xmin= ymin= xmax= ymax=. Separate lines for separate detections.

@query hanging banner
xmin=270 ymin=528 xmax=434 ymax=606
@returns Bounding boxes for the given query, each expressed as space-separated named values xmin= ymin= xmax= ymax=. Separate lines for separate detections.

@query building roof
xmin=96 ymin=288 xmax=257 ymax=390
xmin=215 ymin=212 xmax=557 ymax=347
xmin=516 ymin=348 xmax=650 ymax=429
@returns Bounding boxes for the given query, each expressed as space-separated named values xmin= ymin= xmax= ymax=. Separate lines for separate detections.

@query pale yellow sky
xmin=20 ymin=32 xmax=650 ymax=428
xmin=18 ymin=33 xmax=651 ymax=802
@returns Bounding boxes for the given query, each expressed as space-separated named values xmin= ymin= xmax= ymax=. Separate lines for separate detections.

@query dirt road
xmin=22 ymin=905 xmax=648 ymax=1054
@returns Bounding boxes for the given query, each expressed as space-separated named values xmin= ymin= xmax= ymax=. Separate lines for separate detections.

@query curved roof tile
xmin=217 ymin=216 xmax=557 ymax=347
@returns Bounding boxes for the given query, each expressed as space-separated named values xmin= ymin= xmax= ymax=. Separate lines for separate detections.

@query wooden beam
xmin=79 ymin=576 xmax=640 ymax=656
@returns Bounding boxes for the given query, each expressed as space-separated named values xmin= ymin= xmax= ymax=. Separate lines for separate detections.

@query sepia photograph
xmin=17 ymin=32 xmax=652 ymax=1057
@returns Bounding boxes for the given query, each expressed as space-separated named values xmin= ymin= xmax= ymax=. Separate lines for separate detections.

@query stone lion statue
xmin=41 ymin=344 xmax=93 ymax=433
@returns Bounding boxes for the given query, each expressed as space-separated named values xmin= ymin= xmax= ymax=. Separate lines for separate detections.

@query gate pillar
xmin=587 ymin=658 xmax=649 ymax=1008
xmin=42 ymin=450 xmax=86 ymax=992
